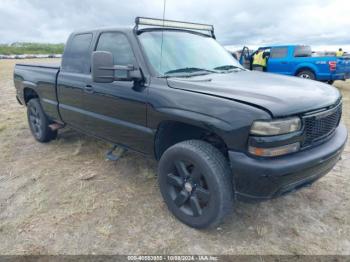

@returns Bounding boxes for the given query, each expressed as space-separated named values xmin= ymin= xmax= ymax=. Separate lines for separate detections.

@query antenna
xmin=162 ymin=0 xmax=167 ymax=21
xmin=159 ymin=0 xmax=166 ymax=73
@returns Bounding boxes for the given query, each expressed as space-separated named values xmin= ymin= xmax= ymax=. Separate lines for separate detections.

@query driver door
xmin=83 ymin=32 xmax=151 ymax=153
xmin=239 ymin=46 xmax=251 ymax=70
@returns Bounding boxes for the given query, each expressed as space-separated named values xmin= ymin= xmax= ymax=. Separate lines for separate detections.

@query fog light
xmin=249 ymin=142 xmax=300 ymax=157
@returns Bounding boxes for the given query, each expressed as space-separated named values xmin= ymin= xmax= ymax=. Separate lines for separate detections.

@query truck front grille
xmin=302 ymin=102 xmax=342 ymax=147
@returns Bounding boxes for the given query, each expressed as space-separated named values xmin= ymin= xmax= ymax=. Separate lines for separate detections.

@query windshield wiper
xmin=164 ymin=67 xmax=217 ymax=76
xmin=213 ymin=65 xmax=243 ymax=72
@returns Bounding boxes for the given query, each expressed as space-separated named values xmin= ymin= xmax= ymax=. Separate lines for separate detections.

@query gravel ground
xmin=0 ymin=59 xmax=349 ymax=255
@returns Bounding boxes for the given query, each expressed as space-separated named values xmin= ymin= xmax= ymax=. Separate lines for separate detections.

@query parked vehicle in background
xmin=239 ymin=45 xmax=350 ymax=84
xmin=0 ymin=54 xmax=62 ymax=59
xmin=229 ymin=48 xmax=255 ymax=65
xmin=14 ymin=18 xmax=347 ymax=229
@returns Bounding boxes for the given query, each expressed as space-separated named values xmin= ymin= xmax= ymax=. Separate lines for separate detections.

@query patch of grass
xmin=140 ymin=166 xmax=156 ymax=179
xmin=0 ymin=42 xmax=64 ymax=55
xmin=0 ymin=125 xmax=6 ymax=133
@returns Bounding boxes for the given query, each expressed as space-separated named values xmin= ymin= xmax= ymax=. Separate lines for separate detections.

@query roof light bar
xmin=135 ymin=17 xmax=215 ymax=38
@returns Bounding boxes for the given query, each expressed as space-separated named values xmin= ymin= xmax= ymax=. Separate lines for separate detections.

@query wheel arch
xmin=154 ymin=120 xmax=229 ymax=161
xmin=23 ymin=87 xmax=39 ymax=105
xmin=294 ymin=64 xmax=317 ymax=77
xmin=22 ymin=81 xmax=40 ymax=105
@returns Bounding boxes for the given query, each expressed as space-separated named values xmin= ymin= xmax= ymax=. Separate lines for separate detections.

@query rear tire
xmin=27 ymin=98 xmax=57 ymax=143
xmin=297 ymin=70 xmax=315 ymax=80
xmin=158 ymin=140 xmax=233 ymax=229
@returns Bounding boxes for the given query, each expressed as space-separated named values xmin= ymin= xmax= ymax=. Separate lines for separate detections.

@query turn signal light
xmin=249 ymin=142 xmax=300 ymax=157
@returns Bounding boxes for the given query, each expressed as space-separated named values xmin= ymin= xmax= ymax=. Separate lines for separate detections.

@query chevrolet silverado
xmin=14 ymin=17 xmax=347 ymax=228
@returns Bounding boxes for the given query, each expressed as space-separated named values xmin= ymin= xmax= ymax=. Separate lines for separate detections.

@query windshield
xmin=138 ymin=30 xmax=243 ymax=76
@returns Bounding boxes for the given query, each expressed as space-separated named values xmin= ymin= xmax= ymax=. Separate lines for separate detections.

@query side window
xmin=62 ymin=33 xmax=93 ymax=74
xmin=270 ymin=47 xmax=288 ymax=59
xmin=294 ymin=46 xmax=312 ymax=57
xmin=96 ymin=32 xmax=135 ymax=66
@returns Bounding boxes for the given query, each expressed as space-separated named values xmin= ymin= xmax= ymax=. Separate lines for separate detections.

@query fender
xmin=155 ymin=107 xmax=233 ymax=131
xmin=147 ymin=82 xmax=271 ymax=152
xmin=149 ymin=106 xmax=241 ymax=151
xmin=151 ymin=107 xmax=237 ymax=159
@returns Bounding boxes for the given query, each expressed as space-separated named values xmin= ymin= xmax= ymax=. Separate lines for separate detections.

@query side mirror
xmin=91 ymin=51 xmax=143 ymax=83
xmin=91 ymin=51 xmax=114 ymax=83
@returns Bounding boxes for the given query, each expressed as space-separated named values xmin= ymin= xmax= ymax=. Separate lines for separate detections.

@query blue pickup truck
xmin=239 ymin=45 xmax=350 ymax=84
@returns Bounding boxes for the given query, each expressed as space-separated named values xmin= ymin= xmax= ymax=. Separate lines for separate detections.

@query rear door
xmin=82 ymin=31 xmax=150 ymax=153
xmin=267 ymin=46 xmax=292 ymax=75
xmin=57 ymin=33 xmax=94 ymax=129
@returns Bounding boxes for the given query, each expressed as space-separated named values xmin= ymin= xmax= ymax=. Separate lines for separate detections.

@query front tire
xmin=27 ymin=98 xmax=57 ymax=143
xmin=158 ymin=140 xmax=233 ymax=229
xmin=297 ymin=70 xmax=315 ymax=80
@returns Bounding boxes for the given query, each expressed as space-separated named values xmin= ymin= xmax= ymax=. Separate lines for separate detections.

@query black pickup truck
xmin=14 ymin=17 xmax=347 ymax=229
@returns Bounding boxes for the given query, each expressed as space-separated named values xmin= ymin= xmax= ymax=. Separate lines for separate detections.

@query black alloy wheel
xmin=158 ymin=140 xmax=233 ymax=229
xmin=27 ymin=98 xmax=57 ymax=142
xmin=28 ymin=102 xmax=43 ymax=139
xmin=166 ymin=159 xmax=211 ymax=218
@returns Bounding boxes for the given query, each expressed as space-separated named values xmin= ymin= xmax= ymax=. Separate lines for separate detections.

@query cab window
xmin=270 ymin=47 xmax=288 ymax=59
xmin=62 ymin=33 xmax=93 ymax=74
xmin=294 ymin=46 xmax=312 ymax=57
xmin=96 ymin=32 xmax=135 ymax=66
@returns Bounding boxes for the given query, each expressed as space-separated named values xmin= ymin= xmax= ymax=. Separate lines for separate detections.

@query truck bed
xmin=15 ymin=63 xmax=60 ymax=69
xmin=294 ymin=56 xmax=350 ymax=80
xmin=14 ymin=63 xmax=61 ymax=122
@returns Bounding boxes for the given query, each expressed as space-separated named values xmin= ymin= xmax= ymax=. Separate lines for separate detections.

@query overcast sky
xmin=1 ymin=0 xmax=349 ymax=50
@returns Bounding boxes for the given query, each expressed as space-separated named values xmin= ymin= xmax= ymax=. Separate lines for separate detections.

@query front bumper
xmin=229 ymin=123 xmax=347 ymax=201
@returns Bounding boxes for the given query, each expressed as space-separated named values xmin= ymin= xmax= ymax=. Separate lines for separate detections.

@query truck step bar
xmin=49 ymin=122 xmax=65 ymax=131
xmin=106 ymin=144 xmax=128 ymax=161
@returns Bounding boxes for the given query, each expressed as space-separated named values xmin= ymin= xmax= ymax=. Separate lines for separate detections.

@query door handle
xmin=84 ymin=85 xmax=94 ymax=94
xmin=281 ymin=61 xmax=288 ymax=64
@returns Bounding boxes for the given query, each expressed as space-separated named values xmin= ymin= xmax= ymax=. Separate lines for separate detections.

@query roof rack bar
xmin=135 ymin=17 xmax=215 ymax=38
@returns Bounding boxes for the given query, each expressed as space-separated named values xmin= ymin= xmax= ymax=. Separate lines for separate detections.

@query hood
xmin=167 ymin=71 xmax=341 ymax=117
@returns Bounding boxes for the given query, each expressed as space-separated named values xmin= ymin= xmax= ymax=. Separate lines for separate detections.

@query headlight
xmin=250 ymin=117 xmax=301 ymax=136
